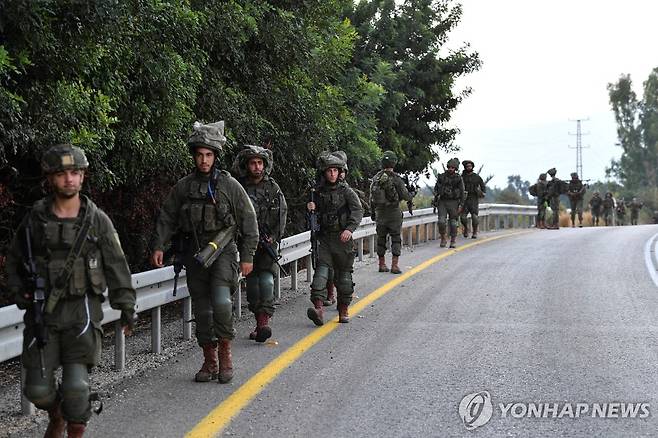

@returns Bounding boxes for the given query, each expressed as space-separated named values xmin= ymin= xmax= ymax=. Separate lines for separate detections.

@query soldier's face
xmin=325 ymin=167 xmax=339 ymax=183
xmin=248 ymin=158 xmax=264 ymax=179
xmin=194 ymin=147 xmax=216 ymax=174
xmin=447 ymin=166 xmax=456 ymax=174
xmin=465 ymin=164 xmax=473 ymax=172
xmin=49 ymin=169 xmax=84 ymax=199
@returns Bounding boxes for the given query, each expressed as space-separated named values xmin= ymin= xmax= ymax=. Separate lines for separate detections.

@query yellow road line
xmin=186 ymin=231 xmax=528 ymax=438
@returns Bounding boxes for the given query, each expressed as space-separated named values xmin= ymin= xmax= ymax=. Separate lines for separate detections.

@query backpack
xmin=370 ymin=171 xmax=399 ymax=207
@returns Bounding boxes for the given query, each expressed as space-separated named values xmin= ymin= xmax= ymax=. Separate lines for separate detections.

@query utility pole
xmin=569 ymin=118 xmax=590 ymax=179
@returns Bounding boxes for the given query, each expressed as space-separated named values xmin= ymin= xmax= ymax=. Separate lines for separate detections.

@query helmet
xmin=232 ymin=145 xmax=273 ymax=177
xmin=41 ymin=144 xmax=89 ymax=174
xmin=317 ymin=150 xmax=347 ymax=171
xmin=381 ymin=150 xmax=398 ymax=168
xmin=593 ymin=191 xmax=600 ymax=196
xmin=539 ymin=173 xmax=547 ymax=180
xmin=570 ymin=172 xmax=578 ymax=179
xmin=187 ymin=121 xmax=226 ymax=154
xmin=462 ymin=160 xmax=474 ymax=168
xmin=547 ymin=167 xmax=557 ymax=177
xmin=446 ymin=158 xmax=460 ymax=170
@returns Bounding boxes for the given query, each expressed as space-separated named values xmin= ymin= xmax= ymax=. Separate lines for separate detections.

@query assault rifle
xmin=166 ymin=233 xmax=187 ymax=297
xmin=24 ymin=219 xmax=47 ymax=378
xmin=306 ymin=187 xmax=320 ymax=269
xmin=401 ymin=174 xmax=418 ymax=215
xmin=258 ymin=226 xmax=289 ymax=276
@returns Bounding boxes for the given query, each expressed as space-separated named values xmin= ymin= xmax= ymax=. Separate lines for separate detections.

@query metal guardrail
xmin=1 ymin=203 xmax=536 ymax=414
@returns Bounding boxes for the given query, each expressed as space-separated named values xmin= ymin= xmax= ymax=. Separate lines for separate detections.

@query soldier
xmin=306 ymin=151 xmax=363 ymax=325
xmin=628 ymin=197 xmax=643 ymax=225
xmin=602 ymin=192 xmax=615 ymax=226
xmin=369 ymin=150 xmax=413 ymax=274
xmin=545 ymin=168 xmax=563 ymax=230
xmin=616 ymin=198 xmax=627 ymax=225
xmin=460 ymin=160 xmax=486 ymax=238
xmin=589 ymin=192 xmax=603 ymax=226
xmin=433 ymin=158 xmax=465 ymax=248
xmin=231 ymin=145 xmax=287 ymax=342
xmin=151 ymin=121 xmax=258 ymax=384
xmin=529 ymin=173 xmax=549 ymax=228
xmin=5 ymin=144 xmax=136 ymax=437
xmin=567 ymin=172 xmax=586 ymax=228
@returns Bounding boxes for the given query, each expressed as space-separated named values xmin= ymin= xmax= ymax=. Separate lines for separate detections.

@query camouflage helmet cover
xmin=41 ymin=144 xmax=89 ymax=174
xmin=570 ymin=172 xmax=578 ymax=179
xmin=462 ymin=159 xmax=475 ymax=168
xmin=446 ymin=158 xmax=460 ymax=169
xmin=232 ymin=145 xmax=274 ymax=177
xmin=187 ymin=121 xmax=227 ymax=154
xmin=547 ymin=167 xmax=557 ymax=176
xmin=317 ymin=150 xmax=347 ymax=171
xmin=381 ymin=150 xmax=398 ymax=168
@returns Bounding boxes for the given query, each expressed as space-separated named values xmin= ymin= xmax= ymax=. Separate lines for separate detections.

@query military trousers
xmin=617 ymin=213 xmax=626 ymax=225
xmin=375 ymin=208 xmax=403 ymax=257
xmin=185 ymin=247 xmax=238 ymax=344
xmin=22 ymin=295 xmax=103 ymax=423
xmin=549 ymin=196 xmax=560 ymax=226
xmin=246 ymin=246 xmax=277 ymax=316
xmin=437 ymin=199 xmax=460 ymax=237
xmin=591 ymin=208 xmax=601 ymax=225
xmin=460 ymin=198 xmax=480 ymax=229
xmin=570 ymin=199 xmax=584 ymax=222
xmin=602 ymin=208 xmax=613 ymax=226
xmin=537 ymin=199 xmax=547 ymax=222
xmin=310 ymin=233 xmax=355 ymax=306
xmin=631 ymin=211 xmax=639 ymax=225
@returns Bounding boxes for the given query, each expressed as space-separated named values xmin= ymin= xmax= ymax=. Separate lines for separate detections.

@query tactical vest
xmin=590 ymin=197 xmax=602 ymax=208
xmin=29 ymin=197 xmax=107 ymax=300
xmin=462 ymin=172 xmax=481 ymax=198
xmin=179 ymin=170 xmax=235 ymax=239
xmin=317 ymin=183 xmax=351 ymax=232
xmin=243 ymin=177 xmax=283 ymax=236
xmin=370 ymin=170 xmax=399 ymax=207
xmin=603 ymin=198 xmax=614 ymax=209
xmin=568 ymin=181 xmax=584 ymax=199
xmin=437 ymin=173 xmax=462 ymax=200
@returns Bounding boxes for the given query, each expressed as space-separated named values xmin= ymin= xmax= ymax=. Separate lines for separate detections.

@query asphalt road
xmin=20 ymin=224 xmax=658 ymax=437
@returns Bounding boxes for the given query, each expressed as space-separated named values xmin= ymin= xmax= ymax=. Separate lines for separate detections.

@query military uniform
xmin=529 ymin=174 xmax=548 ymax=228
xmin=152 ymin=122 xmax=258 ymax=383
xmin=6 ymin=144 xmax=136 ymax=437
xmin=460 ymin=160 xmax=486 ymax=238
xmin=434 ymin=158 xmax=465 ymax=248
xmin=545 ymin=168 xmax=564 ymax=229
xmin=616 ymin=199 xmax=627 ymax=225
xmin=567 ymin=173 xmax=586 ymax=227
xmin=629 ymin=198 xmax=643 ymax=225
xmin=370 ymin=150 xmax=413 ymax=274
xmin=307 ymin=151 xmax=363 ymax=325
xmin=232 ymin=146 xmax=287 ymax=342
xmin=589 ymin=192 xmax=603 ymax=226
xmin=602 ymin=193 xmax=615 ymax=226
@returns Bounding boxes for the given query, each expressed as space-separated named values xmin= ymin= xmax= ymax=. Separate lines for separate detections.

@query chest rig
xmin=179 ymin=170 xmax=235 ymax=242
xmin=317 ymin=183 xmax=350 ymax=232
xmin=439 ymin=173 xmax=462 ymax=200
xmin=244 ymin=178 xmax=281 ymax=234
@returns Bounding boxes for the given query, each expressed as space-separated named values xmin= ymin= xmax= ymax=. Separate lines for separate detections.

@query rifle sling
xmin=45 ymin=200 xmax=95 ymax=314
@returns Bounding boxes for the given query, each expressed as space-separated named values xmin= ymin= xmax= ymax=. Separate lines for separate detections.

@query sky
xmin=432 ymin=0 xmax=658 ymax=189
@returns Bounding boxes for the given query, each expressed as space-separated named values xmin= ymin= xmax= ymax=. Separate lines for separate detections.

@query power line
xmin=568 ymin=118 xmax=590 ymax=179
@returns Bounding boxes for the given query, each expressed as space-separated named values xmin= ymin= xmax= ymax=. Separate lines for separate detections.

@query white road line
xmin=643 ymin=232 xmax=658 ymax=287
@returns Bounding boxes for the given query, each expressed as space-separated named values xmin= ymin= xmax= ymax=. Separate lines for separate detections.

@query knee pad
xmin=258 ymin=272 xmax=275 ymax=300
xmin=335 ymin=271 xmax=354 ymax=295
xmin=437 ymin=217 xmax=447 ymax=225
xmin=24 ymin=370 xmax=57 ymax=409
xmin=211 ymin=286 xmax=233 ymax=307
xmin=311 ymin=265 xmax=330 ymax=291
xmin=471 ymin=214 xmax=479 ymax=226
xmin=61 ymin=364 xmax=91 ymax=423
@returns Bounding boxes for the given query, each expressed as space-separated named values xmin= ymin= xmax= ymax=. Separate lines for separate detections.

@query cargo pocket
xmin=70 ymin=257 xmax=88 ymax=296
xmin=204 ymin=204 xmax=220 ymax=232
xmin=88 ymin=254 xmax=107 ymax=297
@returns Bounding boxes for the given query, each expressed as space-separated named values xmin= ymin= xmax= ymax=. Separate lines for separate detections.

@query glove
xmin=120 ymin=308 xmax=138 ymax=332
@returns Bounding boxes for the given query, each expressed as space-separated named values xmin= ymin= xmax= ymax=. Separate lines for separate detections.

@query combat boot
xmin=217 ymin=339 xmax=233 ymax=384
xmin=462 ymin=227 xmax=468 ymax=238
xmin=307 ymin=298 xmax=324 ymax=326
xmin=255 ymin=312 xmax=272 ymax=343
xmin=439 ymin=234 xmax=447 ymax=248
xmin=378 ymin=256 xmax=389 ymax=272
xmin=323 ymin=282 xmax=336 ymax=306
xmin=194 ymin=342 xmax=218 ymax=382
xmin=449 ymin=236 xmax=457 ymax=248
xmin=66 ymin=423 xmax=86 ymax=438
xmin=337 ymin=303 xmax=350 ymax=323
xmin=390 ymin=256 xmax=402 ymax=274
xmin=471 ymin=224 xmax=478 ymax=239
xmin=249 ymin=313 xmax=258 ymax=340
xmin=44 ymin=401 xmax=65 ymax=438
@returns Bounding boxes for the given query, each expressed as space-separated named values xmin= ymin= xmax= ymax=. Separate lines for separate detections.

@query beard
xmin=54 ymin=186 xmax=80 ymax=199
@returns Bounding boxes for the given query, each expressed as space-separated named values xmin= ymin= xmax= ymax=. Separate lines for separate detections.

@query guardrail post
xmin=369 ymin=235 xmax=375 ymax=258
xmin=291 ymin=260 xmax=298 ymax=291
xmin=275 ymin=265 xmax=281 ymax=300
xmin=423 ymin=223 xmax=428 ymax=242
xmin=306 ymin=254 xmax=313 ymax=282
xmin=114 ymin=321 xmax=125 ymax=371
xmin=151 ymin=306 xmax=161 ymax=354
xmin=183 ymin=297 xmax=192 ymax=341
xmin=21 ymin=360 xmax=35 ymax=415
xmin=406 ymin=227 xmax=413 ymax=249
xmin=357 ymin=238 xmax=364 ymax=261
xmin=415 ymin=225 xmax=420 ymax=245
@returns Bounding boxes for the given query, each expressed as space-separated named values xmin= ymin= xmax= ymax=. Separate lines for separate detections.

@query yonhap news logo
xmin=459 ymin=390 xmax=650 ymax=431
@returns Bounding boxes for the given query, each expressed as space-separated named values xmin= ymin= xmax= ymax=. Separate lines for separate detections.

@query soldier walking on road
xmin=629 ymin=197 xmax=643 ymax=225
xmin=6 ymin=144 xmax=137 ymax=437
xmin=369 ymin=151 xmax=413 ymax=274
xmin=151 ymin=121 xmax=258 ymax=384
xmin=529 ymin=173 xmax=548 ymax=229
xmin=460 ymin=160 xmax=486 ymax=239
xmin=545 ymin=168 xmax=564 ymax=230
xmin=433 ymin=158 xmax=465 ymax=248
xmin=602 ymin=192 xmax=615 ymax=226
xmin=616 ymin=198 xmax=627 ymax=226
xmin=567 ymin=172 xmax=586 ymax=228
xmin=589 ymin=192 xmax=603 ymax=226
xmin=307 ymin=151 xmax=363 ymax=325
xmin=232 ymin=146 xmax=287 ymax=342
